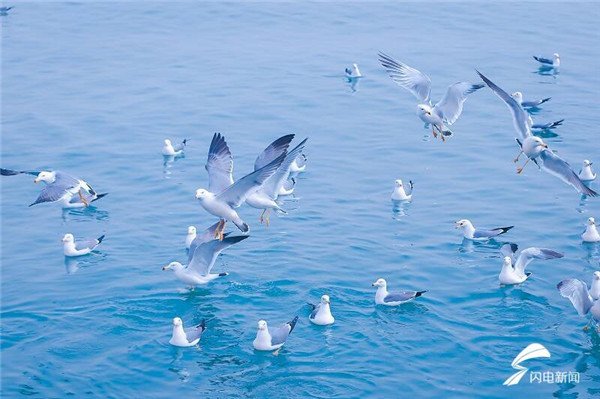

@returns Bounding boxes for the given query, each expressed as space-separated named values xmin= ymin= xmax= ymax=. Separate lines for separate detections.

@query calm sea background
xmin=2 ymin=1 xmax=600 ymax=397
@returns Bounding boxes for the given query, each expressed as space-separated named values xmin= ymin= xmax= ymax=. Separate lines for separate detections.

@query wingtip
xmin=415 ymin=290 xmax=427 ymax=297
xmin=288 ymin=315 xmax=299 ymax=333
xmin=97 ymin=234 xmax=106 ymax=244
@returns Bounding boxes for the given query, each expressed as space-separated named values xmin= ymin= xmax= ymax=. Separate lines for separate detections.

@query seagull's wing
xmin=473 ymin=226 xmax=513 ymax=239
xmin=172 ymin=139 xmax=187 ymax=152
xmin=262 ymin=138 xmax=308 ymax=199
xmin=433 ymin=82 xmax=484 ymax=125
xmin=1 ymin=168 xmax=41 ymax=176
xmin=476 ymin=71 xmax=531 ymax=140
xmin=514 ymin=247 xmax=563 ymax=276
xmin=378 ymin=52 xmax=432 ymax=104
xmin=217 ymin=152 xmax=286 ymax=207
xmin=188 ymin=235 xmax=249 ymax=276
xmin=557 ymin=279 xmax=593 ymax=316
xmin=501 ymin=243 xmax=518 ymax=264
xmin=184 ymin=320 xmax=205 ymax=343
xmin=384 ymin=290 xmax=425 ymax=303
xmin=254 ymin=135 xmax=294 ymax=171
xmin=539 ymin=150 xmax=598 ymax=196
xmin=533 ymin=56 xmax=553 ymax=65
xmin=74 ymin=236 xmax=103 ymax=251
xmin=29 ymin=183 xmax=73 ymax=206
xmin=309 ymin=303 xmax=321 ymax=319
xmin=270 ymin=316 xmax=298 ymax=346
xmin=205 ymin=133 xmax=234 ymax=194
xmin=187 ymin=221 xmax=224 ymax=263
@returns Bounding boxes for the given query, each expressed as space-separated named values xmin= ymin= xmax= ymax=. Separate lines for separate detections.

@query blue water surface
xmin=2 ymin=1 xmax=600 ymax=398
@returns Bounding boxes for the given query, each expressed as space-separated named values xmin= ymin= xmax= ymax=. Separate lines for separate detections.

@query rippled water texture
xmin=2 ymin=1 xmax=600 ymax=397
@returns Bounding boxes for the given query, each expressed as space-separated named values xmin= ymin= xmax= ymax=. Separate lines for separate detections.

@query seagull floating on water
xmin=62 ymin=233 xmax=105 ymax=257
xmin=391 ymin=179 xmax=413 ymax=201
xmin=345 ymin=63 xmax=362 ymax=79
xmin=456 ymin=219 xmax=513 ymax=241
xmin=308 ymin=295 xmax=334 ymax=326
xmin=185 ymin=226 xmax=196 ymax=249
xmin=533 ymin=53 xmax=560 ymax=68
xmin=277 ymin=178 xmax=296 ymax=196
xmin=378 ymin=51 xmax=483 ymax=141
xmin=169 ymin=317 xmax=206 ymax=347
xmin=498 ymin=243 xmax=563 ymax=285
xmin=290 ymin=153 xmax=307 ymax=177
xmin=163 ymin=222 xmax=249 ymax=287
xmin=1 ymin=168 xmax=108 ymax=208
xmin=253 ymin=316 xmax=299 ymax=354
xmin=162 ymin=138 xmax=187 ymax=156
xmin=510 ymin=92 xmax=551 ymax=109
xmin=582 ymin=217 xmax=600 ymax=243
xmin=579 ymin=160 xmax=596 ymax=181
xmin=476 ymin=71 xmax=596 ymax=196
xmin=371 ymin=278 xmax=426 ymax=306
xmin=557 ymin=273 xmax=600 ymax=331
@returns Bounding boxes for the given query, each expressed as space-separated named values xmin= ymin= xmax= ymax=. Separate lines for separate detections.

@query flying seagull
xmin=557 ymin=273 xmax=600 ymax=331
xmin=378 ymin=51 xmax=483 ymax=141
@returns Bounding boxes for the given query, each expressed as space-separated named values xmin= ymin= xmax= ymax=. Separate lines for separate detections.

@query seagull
xmin=455 ymin=219 xmax=513 ymax=241
xmin=1 ymin=168 xmax=108 ymax=208
xmin=582 ymin=217 xmax=600 ymax=243
xmin=289 ymin=154 xmax=307 ymax=177
xmin=163 ymin=222 xmax=249 ymax=287
xmin=378 ymin=51 xmax=483 ymax=141
xmin=476 ymin=71 xmax=596 ymax=196
xmin=169 ymin=317 xmax=206 ymax=347
xmin=185 ymin=226 xmax=196 ymax=249
xmin=579 ymin=160 xmax=596 ymax=181
xmin=277 ymin=178 xmax=296 ymax=196
xmin=0 ymin=6 xmax=13 ymax=15
xmin=391 ymin=179 xmax=413 ymax=201
xmin=371 ymin=278 xmax=426 ymax=306
xmin=531 ymin=119 xmax=564 ymax=131
xmin=510 ymin=92 xmax=551 ymax=109
xmin=246 ymin=138 xmax=308 ymax=226
xmin=62 ymin=233 xmax=105 ymax=257
xmin=308 ymin=295 xmax=334 ymax=326
xmin=162 ymin=139 xmax=187 ymax=156
xmin=253 ymin=316 xmax=299 ymax=354
xmin=345 ymin=63 xmax=362 ymax=79
xmin=498 ymin=243 xmax=563 ymax=285
xmin=196 ymin=137 xmax=286 ymax=238
xmin=533 ymin=53 xmax=560 ymax=68
xmin=557 ymin=274 xmax=600 ymax=331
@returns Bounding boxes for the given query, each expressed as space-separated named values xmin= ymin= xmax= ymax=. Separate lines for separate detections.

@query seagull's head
xmin=371 ymin=278 xmax=386 ymax=288
xmin=172 ymin=317 xmax=183 ymax=327
xmin=503 ymin=256 xmax=512 ymax=266
xmin=530 ymin=136 xmax=548 ymax=151
xmin=61 ymin=233 xmax=74 ymax=243
xmin=455 ymin=219 xmax=471 ymax=229
xmin=34 ymin=171 xmax=55 ymax=184
xmin=417 ymin=104 xmax=431 ymax=116
xmin=395 ymin=179 xmax=403 ymax=188
xmin=583 ymin=160 xmax=593 ymax=168
xmin=162 ymin=261 xmax=183 ymax=271
xmin=187 ymin=226 xmax=196 ymax=235
xmin=195 ymin=189 xmax=210 ymax=200
xmin=510 ymin=91 xmax=523 ymax=103
xmin=553 ymin=53 xmax=560 ymax=60
xmin=321 ymin=295 xmax=331 ymax=305
xmin=164 ymin=139 xmax=172 ymax=146
xmin=594 ymin=271 xmax=600 ymax=281
xmin=588 ymin=217 xmax=596 ymax=226
xmin=257 ymin=320 xmax=268 ymax=331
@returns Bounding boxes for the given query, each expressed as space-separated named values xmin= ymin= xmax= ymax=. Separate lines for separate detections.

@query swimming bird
xmin=1 ymin=168 xmax=108 ymax=208
xmin=498 ymin=243 xmax=563 ymax=285
xmin=557 ymin=275 xmax=600 ymax=331
xmin=162 ymin=138 xmax=187 ymax=156
xmin=345 ymin=63 xmax=362 ymax=79
xmin=308 ymin=295 xmax=334 ymax=326
xmin=391 ymin=179 xmax=413 ymax=201
xmin=290 ymin=154 xmax=307 ymax=176
xmin=277 ymin=178 xmax=296 ymax=196
xmin=582 ymin=217 xmax=600 ymax=243
xmin=510 ymin=92 xmax=551 ymax=109
xmin=533 ymin=53 xmax=560 ymax=68
xmin=253 ymin=316 xmax=299 ymax=354
xmin=531 ymin=119 xmax=564 ymax=131
xmin=169 ymin=317 xmax=206 ymax=347
xmin=163 ymin=222 xmax=249 ymax=287
xmin=0 ymin=6 xmax=13 ymax=15
xmin=579 ymin=160 xmax=596 ymax=181
xmin=378 ymin=51 xmax=483 ymax=141
xmin=62 ymin=233 xmax=105 ymax=257
xmin=455 ymin=219 xmax=513 ymax=241
xmin=246 ymin=138 xmax=308 ymax=226
xmin=371 ymin=278 xmax=426 ymax=306
xmin=185 ymin=226 xmax=196 ymax=249
xmin=476 ymin=71 xmax=596 ymax=196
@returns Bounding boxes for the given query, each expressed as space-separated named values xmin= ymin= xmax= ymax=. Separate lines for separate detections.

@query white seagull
xmin=378 ymin=51 xmax=483 ymax=141
xmin=185 ymin=226 xmax=197 ymax=249
xmin=371 ymin=278 xmax=426 ymax=306
xmin=169 ymin=317 xmax=206 ymax=347
xmin=391 ymin=179 xmax=413 ymax=201
xmin=162 ymin=138 xmax=187 ymax=156
xmin=476 ymin=71 xmax=596 ymax=196
xmin=62 ymin=233 xmax=105 ymax=257
xmin=557 ymin=273 xmax=600 ymax=331
xmin=510 ymin=92 xmax=551 ymax=109
xmin=579 ymin=160 xmax=596 ymax=181
xmin=533 ymin=53 xmax=560 ymax=68
xmin=498 ymin=243 xmax=563 ymax=285
xmin=456 ymin=219 xmax=513 ymax=241
xmin=345 ymin=63 xmax=362 ymax=79
xmin=308 ymin=295 xmax=335 ymax=326
xmin=253 ymin=316 xmax=299 ymax=354
xmin=582 ymin=217 xmax=600 ymax=243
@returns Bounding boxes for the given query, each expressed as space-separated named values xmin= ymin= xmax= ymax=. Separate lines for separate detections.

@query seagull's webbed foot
xmin=219 ymin=221 xmax=227 ymax=241
xmin=78 ymin=190 xmax=89 ymax=207
xmin=260 ymin=210 xmax=265 ymax=224
xmin=214 ymin=220 xmax=224 ymax=239
xmin=266 ymin=210 xmax=270 ymax=228
xmin=517 ymin=158 xmax=530 ymax=174
xmin=513 ymin=150 xmax=523 ymax=163
xmin=272 ymin=347 xmax=281 ymax=356
xmin=583 ymin=325 xmax=590 ymax=331
xmin=431 ymin=126 xmax=437 ymax=138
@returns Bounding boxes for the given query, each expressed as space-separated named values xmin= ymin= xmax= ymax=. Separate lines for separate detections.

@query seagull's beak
xmin=162 ymin=265 xmax=170 ymax=271
xmin=541 ymin=143 xmax=548 ymax=148
xmin=371 ymin=282 xmax=377 ymax=286
xmin=34 ymin=178 xmax=39 ymax=183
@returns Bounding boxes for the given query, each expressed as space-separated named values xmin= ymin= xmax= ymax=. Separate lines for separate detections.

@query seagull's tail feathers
xmin=548 ymin=119 xmax=564 ymax=129
xmin=288 ymin=315 xmax=299 ymax=334
xmin=231 ymin=216 xmax=250 ymax=233
xmin=197 ymin=319 xmax=206 ymax=332
xmin=539 ymin=97 xmax=551 ymax=105
xmin=441 ymin=126 xmax=454 ymax=137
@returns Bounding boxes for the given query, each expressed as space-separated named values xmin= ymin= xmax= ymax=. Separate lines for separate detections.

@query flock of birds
xmin=2 ymin=50 xmax=600 ymax=353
